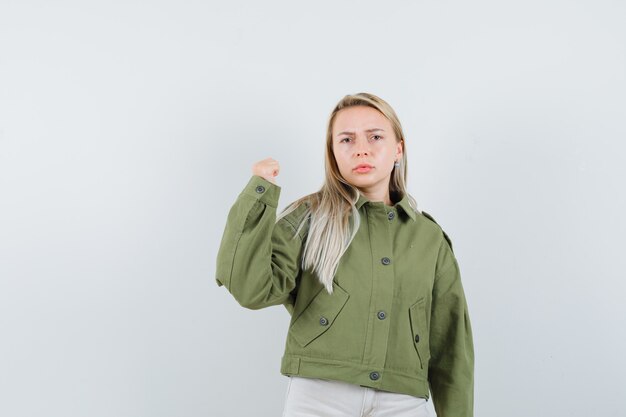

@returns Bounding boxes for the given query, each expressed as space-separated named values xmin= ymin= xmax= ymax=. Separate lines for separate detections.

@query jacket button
xmin=377 ymin=311 xmax=386 ymax=320
xmin=255 ymin=185 xmax=265 ymax=193
xmin=387 ymin=211 xmax=395 ymax=220
xmin=415 ymin=334 xmax=420 ymax=343
xmin=319 ymin=317 xmax=329 ymax=326
xmin=369 ymin=371 xmax=380 ymax=381
xmin=381 ymin=257 xmax=391 ymax=265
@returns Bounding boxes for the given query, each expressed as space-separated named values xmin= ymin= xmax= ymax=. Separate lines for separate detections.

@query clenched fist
xmin=252 ymin=157 xmax=280 ymax=185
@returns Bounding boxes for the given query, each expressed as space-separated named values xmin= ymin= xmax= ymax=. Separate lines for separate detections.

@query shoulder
xmin=277 ymin=196 xmax=313 ymax=240
xmin=281 ymin=202 xmax=309 ymax=225
xmin=418 ymin=210 xmax=454 ymax=253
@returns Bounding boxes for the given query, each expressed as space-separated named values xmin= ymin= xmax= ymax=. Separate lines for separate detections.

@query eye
xmin=372 ymin=135 xmax=383 ymax=140
xmin=340 ymin=137 xmax=351 ymax=143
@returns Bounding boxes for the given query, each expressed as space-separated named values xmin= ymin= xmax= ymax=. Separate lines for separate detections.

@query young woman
xmin=215 ymin=92 xmax=474 ymax=417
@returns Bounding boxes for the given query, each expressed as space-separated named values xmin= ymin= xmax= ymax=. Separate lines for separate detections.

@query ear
xmin=396 ymin=139 xmax=404 ymax=160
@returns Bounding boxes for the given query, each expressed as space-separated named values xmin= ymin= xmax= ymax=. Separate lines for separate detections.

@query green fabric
xmin=215 ymin=175 xmax=474 ymax=417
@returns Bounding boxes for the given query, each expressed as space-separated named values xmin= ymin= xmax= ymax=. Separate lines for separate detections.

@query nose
xmin=354 ymin=137 xmax=370 ymax=157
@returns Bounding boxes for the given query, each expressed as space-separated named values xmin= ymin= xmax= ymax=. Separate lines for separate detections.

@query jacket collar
xmin=355 ymin=191 xmax=417 ymax=222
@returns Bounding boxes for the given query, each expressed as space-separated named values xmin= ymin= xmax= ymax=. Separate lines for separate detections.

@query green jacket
xmin=215 ymin=175 xmax=474 ymax=417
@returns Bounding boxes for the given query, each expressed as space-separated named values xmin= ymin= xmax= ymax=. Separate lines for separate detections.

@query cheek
xmin=332 ymin=156 xmax=342 ymax=171
xmin=334 ymin=152 xmax=348 ymax=169
xmin=382 ymin=144 xmax=396 ymax=158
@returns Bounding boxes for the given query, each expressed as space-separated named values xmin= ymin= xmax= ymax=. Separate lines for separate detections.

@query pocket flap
xmin=290 ymin=283 xmax=350 ymax=348
xmin=409 ymin=297 xmax=430 ymax=368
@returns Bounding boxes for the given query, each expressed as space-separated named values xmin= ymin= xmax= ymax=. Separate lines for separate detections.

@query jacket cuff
xmin=241 ymin=175 xmax=281 ymax=208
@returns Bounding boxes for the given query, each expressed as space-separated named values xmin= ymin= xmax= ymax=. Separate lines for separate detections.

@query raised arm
xmin=215 ymin=165 xmax=303 ymax=311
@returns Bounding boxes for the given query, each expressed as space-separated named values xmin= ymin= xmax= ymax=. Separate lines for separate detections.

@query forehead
xmin=333 ymin=105 xmax=390 ymax=134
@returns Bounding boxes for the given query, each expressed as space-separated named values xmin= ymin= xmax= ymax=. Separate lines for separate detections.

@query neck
xmin=359 ymin=189 xmax=393 ymax=206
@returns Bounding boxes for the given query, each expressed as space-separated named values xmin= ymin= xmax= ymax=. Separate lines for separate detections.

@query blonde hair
xmin=277 ymin=92 xmax=419 ymax=294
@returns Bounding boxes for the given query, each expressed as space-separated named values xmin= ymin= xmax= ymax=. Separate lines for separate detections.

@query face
xmin=332 ymin=105 xmax=403 ymax=194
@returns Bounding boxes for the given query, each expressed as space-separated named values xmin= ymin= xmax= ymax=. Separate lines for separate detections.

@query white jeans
xmin=282 ymin=376 xmax=430 ymax=417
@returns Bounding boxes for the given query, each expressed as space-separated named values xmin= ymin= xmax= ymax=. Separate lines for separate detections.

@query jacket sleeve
xmin=428 ymin=235 xmax=474 ymax=417
xmin=214 ymin=175 xmax=303 ymax=312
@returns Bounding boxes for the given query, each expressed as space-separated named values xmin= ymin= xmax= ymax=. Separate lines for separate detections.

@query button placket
xmin=361 ymin=203 xmax=395 ymax=376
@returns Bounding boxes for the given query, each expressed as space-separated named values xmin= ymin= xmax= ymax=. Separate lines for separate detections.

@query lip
xmin=353 ymin=164 xmax=373 ymax=173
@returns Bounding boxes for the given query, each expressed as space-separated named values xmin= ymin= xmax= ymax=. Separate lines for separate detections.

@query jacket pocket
xmin=290 ymin=283 xmax=350 ymax=348
xmin=409 ymin=297 xmax=431 ymax=369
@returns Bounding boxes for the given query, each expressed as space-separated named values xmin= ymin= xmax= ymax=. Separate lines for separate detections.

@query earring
xmin=394 ymin=160 xmax=400 ymax=167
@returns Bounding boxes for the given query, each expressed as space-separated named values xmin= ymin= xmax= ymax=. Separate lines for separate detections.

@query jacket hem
xmin=280 ymin=354 xmax=430 ymax=400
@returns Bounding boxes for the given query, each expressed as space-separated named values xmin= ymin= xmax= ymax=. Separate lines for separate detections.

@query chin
xmin=348 ymin=176 xmax=376 ymax=188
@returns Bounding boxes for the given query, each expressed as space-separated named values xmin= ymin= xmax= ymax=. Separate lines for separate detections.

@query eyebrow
xmin=336 ymin=128 xmax=385 ymax=136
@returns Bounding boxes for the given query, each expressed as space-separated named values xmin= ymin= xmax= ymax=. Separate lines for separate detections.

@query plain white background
xmin=1 ymin=1 xmax=625 ymax=416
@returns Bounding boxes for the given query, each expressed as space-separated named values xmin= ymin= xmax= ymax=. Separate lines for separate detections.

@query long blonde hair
xmin=277 ymin=92 xmax=418 ymax=294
